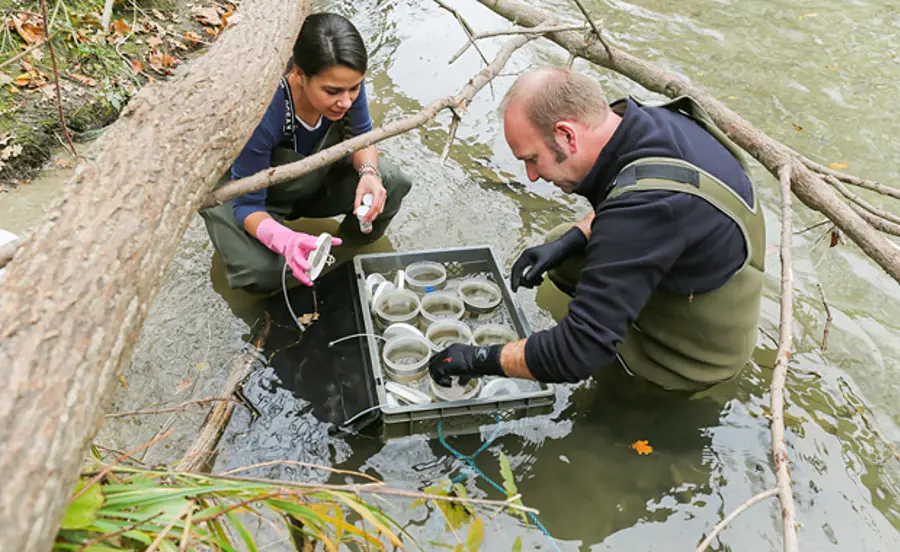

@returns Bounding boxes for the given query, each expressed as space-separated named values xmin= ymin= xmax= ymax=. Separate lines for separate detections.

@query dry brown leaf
xmin=791 ymin=123 xmax=803 ymax=132
xmin=130 ymin=58 xmax=144 ymax=74
xmin=148 ymin=50 xmax=178 ymax=74
xmin=152 ymin=8 xmax=167 ymax=21
xmin=12 ymin=16 xmax=45 ymax=45
xmin=29 ymin=48 xmax=43 ymax=62
xmin=148 ymin=35 xmax=162 ymax=48
xmin=222 ymin=12 xmax=242 ymax=27
xmin=111 ymin=18 xmax=131 ymax=37
xmin=20 ymin=60 xmax=33 ymax=72
xmin=69 ymin=73 xmax=97 ymax=87
xmin=15 ymin=179 xmax=32 ymax=185
xmin=192 ymin=6 xmax=222 ymax=27
xmin=630 ymin=440 xmax=653 ymax=455
xmin=297 ymin=313 xmax=315 ymax=325
xmin=0 ymin=72 xmax=11 ymax=86
xmin=53 ymin=157 xmax=74 ymax=168
xmin=828 ymin=162 xmax=849 ymax=170
xmin=824 ymin=65 xmax=840 ymax=71
xmin=184 ymin=31 xmax=204 ymax=44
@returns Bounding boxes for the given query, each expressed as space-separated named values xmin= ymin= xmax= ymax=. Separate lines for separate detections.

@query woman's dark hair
xmin=292 ymin=13 xmax=367 ymax=77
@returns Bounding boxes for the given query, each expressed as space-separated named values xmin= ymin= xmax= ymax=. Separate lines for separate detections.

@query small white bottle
xmin=356 ymin=193 xmax=374 ymax=234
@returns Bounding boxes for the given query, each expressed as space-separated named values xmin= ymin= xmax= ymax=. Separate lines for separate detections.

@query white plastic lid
xmin=363 ymin=193 xmax=373 ymax=207
xmin=383 ymin=322 xmax=424 ymax=342
xmin=478 ymin=378 xmax=520 ymax=399
xmin=356 ymin=204 xmax=370 ymax=218
xmin=307 ymin=233 xmax=333 ymax=281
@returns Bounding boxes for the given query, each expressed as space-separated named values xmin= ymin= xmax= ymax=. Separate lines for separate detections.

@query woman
xmin=201 ymin=13 xmax=412 ymax=293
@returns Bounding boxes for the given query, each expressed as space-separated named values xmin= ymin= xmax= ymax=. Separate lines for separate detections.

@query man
xmin=430 ymin=67 xmax=765 ymax=392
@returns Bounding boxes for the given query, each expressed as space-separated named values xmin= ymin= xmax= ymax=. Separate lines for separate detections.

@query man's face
xmin=503 ymin=103 xmax=579 ymax=193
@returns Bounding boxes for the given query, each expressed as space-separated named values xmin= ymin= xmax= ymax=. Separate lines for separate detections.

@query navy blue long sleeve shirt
xmin=231 ymin=79 xmax=374 ymax=227
xmin=525 ymin=99 xmax=755 ymax=384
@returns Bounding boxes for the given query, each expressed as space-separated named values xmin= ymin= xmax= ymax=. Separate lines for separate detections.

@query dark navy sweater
xmin=525 ymin=99 xmax=754 ymax=384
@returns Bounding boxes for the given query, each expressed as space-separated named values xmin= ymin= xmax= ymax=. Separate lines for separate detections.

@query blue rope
xmin=437 ymin=415 xmax=561 ymax=552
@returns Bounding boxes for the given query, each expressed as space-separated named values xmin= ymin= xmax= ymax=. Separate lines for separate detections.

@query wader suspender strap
xmin=615 ymin=164 xmax=701 ymax=188
xmin=280 ymin=76 xmax=299 ymax=153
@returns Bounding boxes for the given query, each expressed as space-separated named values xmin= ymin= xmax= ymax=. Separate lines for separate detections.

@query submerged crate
xmin=352 ymin=246 xmax=556 ymax=440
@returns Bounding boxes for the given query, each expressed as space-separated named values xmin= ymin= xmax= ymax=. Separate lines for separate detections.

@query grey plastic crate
xmin=352 ymin=246 xmax=556 ymax=440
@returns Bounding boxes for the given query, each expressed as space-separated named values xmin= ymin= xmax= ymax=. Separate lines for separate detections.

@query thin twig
xmin=145 ymin=514 xmax=182 ymax=552
xmin=771 ymin=162 xmax=800 ymax=551
xmin=569 ymin=0 xmax=613 ymax=61
xmin=800 ymin=156 xmax=900 ymax=202
xmin=440 ymin=112 xmax=460 ymax=165
xmin=0 ymin=32 xmax=54 ymax=70
xmin=434 ymin=0 xmax=494 ymax=97
xmin=449 ymin=22 xmax=589 ymax=64
xmin=179 ymin=501 xmax=195 ymax=552
xmin=848 ymin=203 xmax=900 ymax=237
xmin=817 ymin=283 xmax=833 ymax=352
xmin=71 ymin=428 xmax=174 ymax=502
xmin=220 ymin=459 xmax=384 ymax=484
xmin=826 ymin=175 xmax=900 ymax=226
xmin=76 ymin=513 xmax=164 ymax=551
xmin=794 ymin=219 xmax=829 ymax=235
xmin=202 ymin=34 xmax=536 ymax=207
xmin=105 ymin=397 xmax=239 ymax=418
xmin=696 ymin=488 xmax=779 ymax=551
xmin=38 ymin=0 xmax=76 ymax=158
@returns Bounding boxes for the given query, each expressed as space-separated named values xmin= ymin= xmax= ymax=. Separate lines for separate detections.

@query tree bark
xmin=477 ymin=0 xmax=900 ymax=284
xmin=0 ymin=1 xmax=308 ymax=549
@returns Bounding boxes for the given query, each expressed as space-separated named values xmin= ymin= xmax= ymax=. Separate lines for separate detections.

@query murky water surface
xmin=3 ymin=0 xmax=899 ymax=550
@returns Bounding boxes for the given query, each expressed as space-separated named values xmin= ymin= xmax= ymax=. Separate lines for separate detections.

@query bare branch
xmin=771 ymin=162 xmax=800 ymax=551
xmin=105 ymin=397 xmax=240 ymax=418
xmin=450 ymin=23 xmax=590 ymax=64
xmin=696 ymin=488 xmax=779 ymax=552
xmin=826 ymin=175 xmax=900 ymax=226
xmin=569 ymin=0 xmax=613 ymax=61
xmin=202 ymin=33 xmax=536 ymax=208
xmin=849 ymin=203 xmax=900 ymax=237
xmin=817 ymin=283 xmax=833 ymax=352
xmin=476 ymin=0 xmax=900 ymax=283
xmin=800 ymin=156 xmax=900 ymax=202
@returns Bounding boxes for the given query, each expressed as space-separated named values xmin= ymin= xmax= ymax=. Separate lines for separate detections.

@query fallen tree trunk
xmin=478 ymin=0 xmax=900 ymax=284
xmin=0 ymin=0 xmax=308 ymax=549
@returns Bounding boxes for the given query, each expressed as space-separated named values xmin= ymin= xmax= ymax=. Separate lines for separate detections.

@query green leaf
xmin=497 ymin=452 xmax=518 ymax=498
xmin=512 ymin=536 xmax=522 ymax=552
xmin=466 ymin=517 xmax=484 ymax=551
xmin=453 ymin=545 xmax=464 ymax=552
xmin=61 ymin=480 xmax=105 ymax=530
xmin=225 ymin=512 xmax=259 ymax=552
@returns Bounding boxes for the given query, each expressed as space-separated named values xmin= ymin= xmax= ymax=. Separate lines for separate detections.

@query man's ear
xmin=555 ymin=121 xmax=578 ymax=154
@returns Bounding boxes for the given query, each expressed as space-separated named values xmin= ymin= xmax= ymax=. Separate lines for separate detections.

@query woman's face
xmin=298 ymin=65 xmax=365 ymax=121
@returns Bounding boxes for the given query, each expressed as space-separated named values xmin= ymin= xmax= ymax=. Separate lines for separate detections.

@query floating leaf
xmin=829 ymin=229 xmax=842 ymax=248
xmin=119 ymin=375 xmax=127 ymax=389
xmin=727 ymin=95 xmax=738 ymax=100
xmin=828 ymin=162 xmax=849 ymax=170
xmin=62 ymin=479 xmax=105 ymax=529
xmin=799 ymin=12 xmax=819 ymax=20
xmin=466 ymin=517 xmax=484 ymax=551
xmin=791 ymin=123 xmax=803 ymax=132
xmin=512 ymin=536 xmax=523 ymax=552
xmin=824 ymin=65 xmax=840 ymax=70
xmin=630 ymin=440 xmax=653 ymax=455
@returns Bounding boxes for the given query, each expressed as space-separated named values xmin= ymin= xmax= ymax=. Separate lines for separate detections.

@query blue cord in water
xmin=437 ymin=416 xmax=561 ymax=552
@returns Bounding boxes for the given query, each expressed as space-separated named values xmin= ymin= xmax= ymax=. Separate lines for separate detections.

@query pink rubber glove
xmin=256 ymin=218 xmax=342 ymax=286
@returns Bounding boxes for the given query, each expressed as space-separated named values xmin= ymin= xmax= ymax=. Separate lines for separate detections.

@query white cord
xmin=328 ymin=333 xmax=387 ymax=347
xmin=282 ymin=262 xmax=307 ymax=332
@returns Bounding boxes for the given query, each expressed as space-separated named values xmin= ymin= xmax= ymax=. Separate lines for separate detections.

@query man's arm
xmin=499 ymin=339 xmax=535 ymax=380
xmin=575 ymin=211 xmax=595 ymax=240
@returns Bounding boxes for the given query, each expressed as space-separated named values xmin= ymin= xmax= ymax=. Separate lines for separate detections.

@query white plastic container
xmin=381 ymin=335 xmax=433 ymax=383
xmin=404 ymin=261 xmax=447 ymax=293
xmin=472 ymin=324 xmax=519 ymax=347
xmin=457 ymin=278 xmax=502 ymax=315
xmin=425 ymin=319 xmax=473 ymax=351
xmin=419 ymin=291 xmax=465 ymax=329
xmin=429 ymin=376 xmax=482 ymax=402
xmin=373 ymin=289 xmax=420 ymax=330
xmin=307 ymin=233 xmax=335 ymax=281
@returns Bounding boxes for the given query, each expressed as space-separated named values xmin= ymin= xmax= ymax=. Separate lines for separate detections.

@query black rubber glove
xmin=510 ymin=226 xmax=588 ymax=291
xmin=429 ymin=344 xmax=504 ymax=387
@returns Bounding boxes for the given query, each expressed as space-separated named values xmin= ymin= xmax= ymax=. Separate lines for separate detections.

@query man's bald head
xmin=499 ymin=68 xmax=610 ymax=138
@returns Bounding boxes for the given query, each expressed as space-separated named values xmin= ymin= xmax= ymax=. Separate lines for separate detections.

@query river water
xmin=2 ymin=0 xmax=899 ymax=550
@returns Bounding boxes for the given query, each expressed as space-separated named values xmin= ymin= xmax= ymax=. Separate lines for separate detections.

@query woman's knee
xmin=380 ymin=161 xmax=412 ymax=211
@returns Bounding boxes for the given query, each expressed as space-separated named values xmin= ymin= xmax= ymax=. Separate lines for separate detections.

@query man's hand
xmin=510 ymin=226 xmax=588 ymax=291
xmin=428 ymin=344 xmax=504 ymax=387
